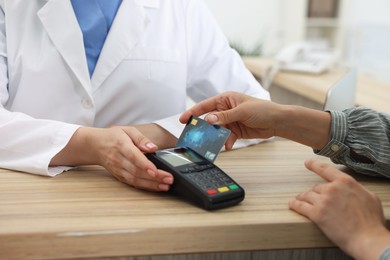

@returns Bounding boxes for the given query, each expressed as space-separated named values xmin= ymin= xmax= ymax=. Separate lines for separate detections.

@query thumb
xmin=122 ymin=127 xmax=158 ymax=153
xmin=205 ymin=107 xmax=243 ymax=125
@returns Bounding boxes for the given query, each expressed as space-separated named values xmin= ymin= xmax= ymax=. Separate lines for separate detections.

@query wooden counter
xmin=243 ymin=57 xmax=390 ymax=114
xmin=1 ymin=139 xmax=390 ymax=259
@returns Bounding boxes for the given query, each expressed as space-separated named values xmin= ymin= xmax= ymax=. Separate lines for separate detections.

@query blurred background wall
xmin=204 ymin=0 xmax=390 ymax=82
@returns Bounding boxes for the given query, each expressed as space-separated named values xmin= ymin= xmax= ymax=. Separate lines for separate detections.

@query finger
xmin=113 ymin=153 xmax=158 ymax=180
xmin=155 ymin=169 xmax=174 ymax=185
xmin=114 ymin=168 xmax=171 ymax=192
xmin=120 ymin=127 xmax=163 ymax=176
xmin=288 ymin=199 xmax=314 ymax=219
xmin=204 ymin=108 xmax=237 ymax=126
xmin=179 ymin=96 xmax=220 ymax=124
xmin=119 ymin=139 xmax=160 ymax=177
xmin=296 ymin=191 xmax=321 ymax=205
xmin=122 ymin=127 xmax=158 ymax=153
xmin=224 ymin=134 xmax=238 ymax=150
xmin=311 ymin=183 xmax=326 ymax=193
xmin=125 ymin=148 xmax=174 ymax=183
xmin=112 ymin=161 xmax=173 ymax=190
xmin=118 ymin=141 xmax=174 ymax=182
xmin=119 ymin=151 xmax=173 ymax=185
xmin=304 ymin=159 xmax=346 ymax=182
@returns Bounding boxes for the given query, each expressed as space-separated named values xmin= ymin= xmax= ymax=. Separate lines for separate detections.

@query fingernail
xmin=207 ymin=114 xmax=219 ymax=124
xmin=147 ymin=169 xmax=157 ymax=177
xmin=146 ymin=142 xmax=157 ymax=150
xmin=158 ymin=184 xmax=170 ymax=191
xmin=163 ymin=177 xmax=174 ymax=184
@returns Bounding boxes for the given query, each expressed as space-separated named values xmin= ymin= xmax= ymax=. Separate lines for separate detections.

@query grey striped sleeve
xmin=315 ymin=107 xmax=390 ymax=178
xmin=380 ymin=247 xmax=390 ymax=260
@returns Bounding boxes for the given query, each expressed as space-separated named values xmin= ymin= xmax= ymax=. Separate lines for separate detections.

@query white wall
xmin=342 ymin=0 xmax=390 ymax=26
xmin=341 ymin=0 xmax=390 ymax=81
xmin=203 ymin=0 xmax=307 ymax=56
xmin=204 ymin=0 xmax=390 ymax=81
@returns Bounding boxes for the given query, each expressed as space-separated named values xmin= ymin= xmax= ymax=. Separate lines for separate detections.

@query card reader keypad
xmin=180 ymin=164 xmax=239 ymax=195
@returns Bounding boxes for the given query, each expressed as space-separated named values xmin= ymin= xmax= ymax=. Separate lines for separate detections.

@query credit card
xmin=176 ymin=116 xmax=231 ymax=162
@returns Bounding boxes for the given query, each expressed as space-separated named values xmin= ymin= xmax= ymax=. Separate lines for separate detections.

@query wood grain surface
xmin=1 ymin=138 xmax=389 ymax=259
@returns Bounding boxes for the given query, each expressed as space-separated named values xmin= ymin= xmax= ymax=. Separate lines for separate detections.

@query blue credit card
xmin=176 ymin=116 xmax=231 ymax=162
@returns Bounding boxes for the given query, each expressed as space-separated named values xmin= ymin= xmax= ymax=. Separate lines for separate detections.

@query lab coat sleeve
xmin=155 ymin=0 xmax=270 ymax=144
xmin=0 ymin=6 xmax=80 ymax=176
xmin=0 ymin=111 xmax=80 ymax=176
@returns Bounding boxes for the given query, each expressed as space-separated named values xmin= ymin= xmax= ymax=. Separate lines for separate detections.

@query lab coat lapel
xmin=38 ymin=0 xmax=91 ymax=93
xmin=91 ymin=0 xmax=157 ymax=90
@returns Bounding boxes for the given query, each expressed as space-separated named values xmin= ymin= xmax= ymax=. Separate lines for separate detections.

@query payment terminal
xmin=146 ymin=147 xmax=245 ymax=210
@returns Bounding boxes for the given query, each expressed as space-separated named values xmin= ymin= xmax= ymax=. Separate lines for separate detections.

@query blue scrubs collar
xmin=71 ymin=0 xmax=123 ymax=77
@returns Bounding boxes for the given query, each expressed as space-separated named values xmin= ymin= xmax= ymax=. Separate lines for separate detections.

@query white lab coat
xmin=0 ymin=0 xmax=270 ymax=176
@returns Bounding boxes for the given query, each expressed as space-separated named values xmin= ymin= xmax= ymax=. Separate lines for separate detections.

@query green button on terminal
xmin=229 ymin=184 xmax=239 ymax=190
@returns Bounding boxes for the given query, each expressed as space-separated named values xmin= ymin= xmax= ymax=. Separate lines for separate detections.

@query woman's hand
xmin=51 ymin=126 xmax=173 ymax=192
xmin=180 ymin=92 xmax=282 ymax=150
xmin=289 ymin=159 xmax=390 ymax=260
xmin=180 ymin=91 xmax=331 ymax=151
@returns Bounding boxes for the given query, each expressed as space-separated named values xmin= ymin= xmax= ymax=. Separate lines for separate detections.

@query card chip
xmin=191 ymin=119 xmax=198 ymax=125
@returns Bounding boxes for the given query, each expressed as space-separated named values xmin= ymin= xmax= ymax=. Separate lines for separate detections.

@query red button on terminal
xmin=207 ymin=189 xmax=218 ymax=195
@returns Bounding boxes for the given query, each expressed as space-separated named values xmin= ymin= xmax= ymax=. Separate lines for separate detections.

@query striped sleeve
xmin=380 ymin=247 xmax=390 ymax=260
xmin=315 ymin=107 xmax=390 ymax=178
